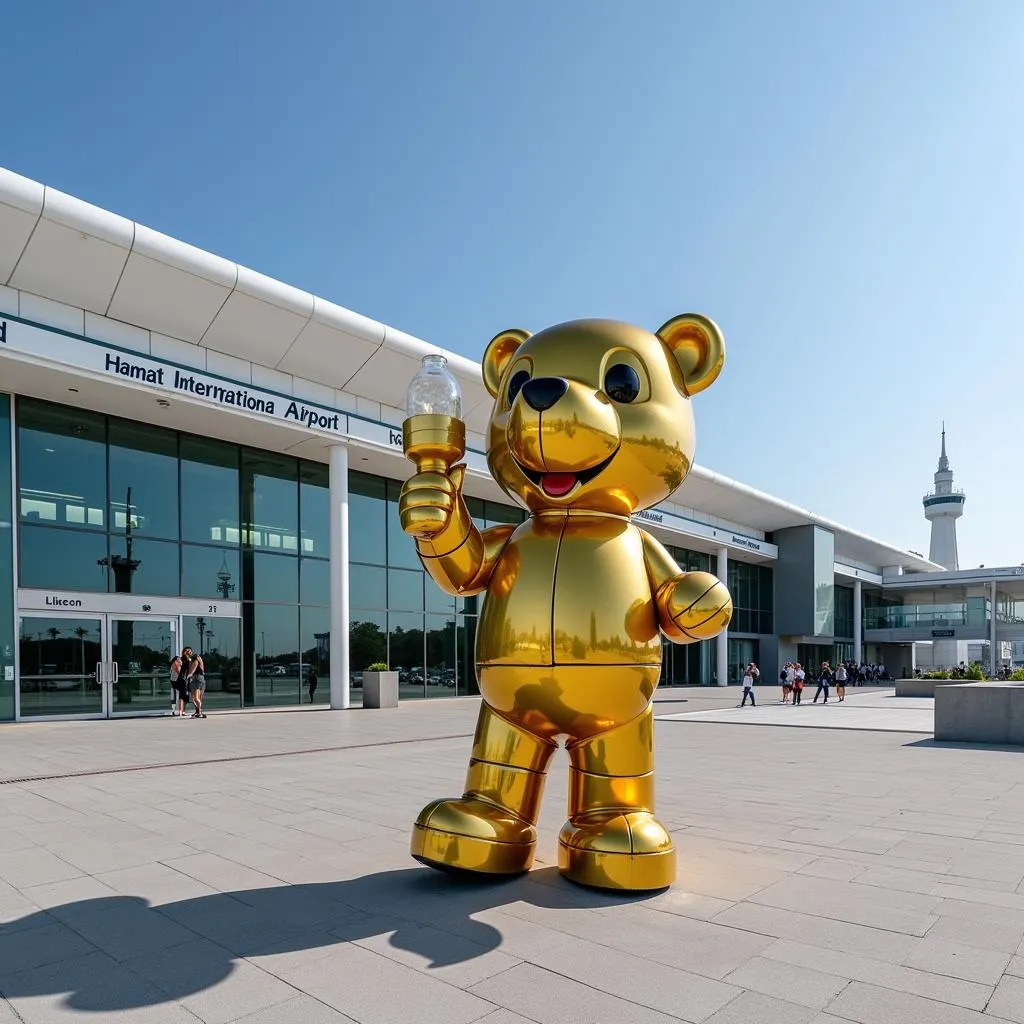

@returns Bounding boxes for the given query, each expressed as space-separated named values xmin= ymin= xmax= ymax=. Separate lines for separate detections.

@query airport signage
xmin=931 ymin=629 xmax=956 ymax=638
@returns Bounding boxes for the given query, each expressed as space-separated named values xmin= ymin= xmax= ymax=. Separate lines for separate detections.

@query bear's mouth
xmin=514 ymin=449 xmax=618 ymax=499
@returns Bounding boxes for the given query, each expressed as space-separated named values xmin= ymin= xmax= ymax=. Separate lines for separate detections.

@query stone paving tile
xmin=902 ymin=936 xmax=1011 ymax=986
xmin=0 ymin=848 xmax=82 ymax=889
xmin=722 ymin=957 xmax=848 ymax=1010
xmin=125 ymin=938 xmax=298 ymax=1024
xmin=18 ymin=874 xmax=119 ymax=911
xmin=0 ymin=949 xmax=199 ymax=1023
xmin=824 ymin=980 xmax=1005 ymax=1024
xmin=57 ymin=897 xmax=200 ymax=962
xmin=266 ymin=941 xmax=496 ymax=1024
xmin=0 ymin=920 xmax=94 ymax=975
xmin=94 ymin=862 xmax=222 ymax=904
xmin=227 ymin=995 xmax=358 ymax=1023
xmin=760 ymin=938 xmax=992 ymax=1010
xmin=986 ymin=975 xmax=1024 ymax=1024
xmin=1007 ymin=955 xmax=1024 ymax=978
xmin=703 ymin=991 xmax=822 ymax=1024
xmin=934 ymin=898 xmax=1024 ymax=934
xmin=469 ymin=962 xmax=692 ymax=1023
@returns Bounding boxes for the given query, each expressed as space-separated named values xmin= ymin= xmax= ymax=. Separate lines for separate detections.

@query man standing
xmin=740 ymin=663 xmax=757 ymax=707
xmin=814 ymin=661 xmax=833 ymax=703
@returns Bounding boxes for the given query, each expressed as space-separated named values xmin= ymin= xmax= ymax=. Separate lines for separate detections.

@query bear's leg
xmin=411 ymin=702 xmax=557 ymax=877
xmin=559 ymin=705 xmax=675 ymax=891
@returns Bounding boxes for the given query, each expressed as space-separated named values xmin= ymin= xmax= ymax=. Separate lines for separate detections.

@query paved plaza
xmin=0 ymin=689 xmax=1023 ymax=1023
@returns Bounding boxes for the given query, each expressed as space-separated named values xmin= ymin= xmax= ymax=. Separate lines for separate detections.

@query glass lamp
xmin=403 ymin=354 xmax=465 ymax=474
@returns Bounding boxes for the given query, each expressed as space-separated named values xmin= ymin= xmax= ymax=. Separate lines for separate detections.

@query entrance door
xmin=109 ymin=617 xmax=177 ymax=716
xmin=18 ymin=614 xmax=106 ymax=718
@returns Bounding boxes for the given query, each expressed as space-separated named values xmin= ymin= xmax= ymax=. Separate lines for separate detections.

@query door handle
xmin=95 ymin=662 xmax=104 ymax=684
xmin=111 ymin=662 xmax=119 ymax=685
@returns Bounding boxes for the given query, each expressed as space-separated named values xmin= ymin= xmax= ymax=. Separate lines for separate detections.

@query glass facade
xmin=813 ymin=526 xmax=836 ymax=636
xmin=835 ymin=584 xmax=854 ymax=639
xmin=0 ymin=396 xmax=13 ymax=720
xmin=726 ymin=561 xmax=774 ymax=636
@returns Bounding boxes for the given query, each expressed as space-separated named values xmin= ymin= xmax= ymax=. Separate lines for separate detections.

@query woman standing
xmin=814 ymin=661 xmax=833 ymax=703
xmin=181 ymin=646 xmax=207 ymax=719
xmin=170 ymin=653 xmax=187 ymax=718
xmin=835 ymin=661 xmax=848 ymax=702
xmin=792 ymin=663 xmax=806 ymax=705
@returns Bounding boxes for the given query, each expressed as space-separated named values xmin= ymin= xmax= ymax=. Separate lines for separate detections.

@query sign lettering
xmin=45 ymin=596 xmax=83 ymax=607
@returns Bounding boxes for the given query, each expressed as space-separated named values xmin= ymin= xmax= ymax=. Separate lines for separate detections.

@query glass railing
xmin=864 ymin=599 xmax=989 ymax=630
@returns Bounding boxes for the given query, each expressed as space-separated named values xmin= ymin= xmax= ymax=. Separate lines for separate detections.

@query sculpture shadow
xmin=0 ymin=866 xmax=651 ymax=1014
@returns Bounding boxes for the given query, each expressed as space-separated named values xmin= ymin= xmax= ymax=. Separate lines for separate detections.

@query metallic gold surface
xmin=400 ymin=315 xmax=731 ymax=891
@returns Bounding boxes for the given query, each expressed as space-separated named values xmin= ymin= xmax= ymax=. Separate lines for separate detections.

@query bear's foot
xmin=558 ymin=810 xmax=676 ymax=891
xmin=411 ymin=797 xmax=536 ymax=876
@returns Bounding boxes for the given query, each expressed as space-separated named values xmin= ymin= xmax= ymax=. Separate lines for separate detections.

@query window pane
xmin=299 ymin=606 xmax=331 ymax=705
xmin=426 ymin=575 xmax=455 ymax=614
xmin=183 ymin=545 xmax=240 ymax=601
xmin=253 ymin=552 xmax=299 ymax=605
xmin=181 ymin=615 xmax=241 ymax=709
xmin=350 ymin=472 xmax=386 ymax=567
xmin=244 ymin=451 xmax=298 ymax=553
xmin=20 ymin=526 xmax=108 ymax=591
xmin=106 ymin=536 xmax=180 ymax=597
xmin=351 ymin=564 xmax=386 ymax=610
xmin=108 ymin=419 xmax=178 ymax=539
xmin=18 ymin=400 xmax=106 ymax=530
xmin=386 ymin=478 xmax=420 ymax=570
xmin=253 ymin=604 xmax=300 ymax=705
xmin=350 ymin=612 xmax=387 ymax=692
xmin=181 ymin=436 xmax=240 ymax=545
xmin=457 ymin=615 xmax=478 ymax=695
xmin=484 ymin=501 xmax=525 ymax=527
xmin=300 ymin=558 xmax=331 ymax=607
xmin=0 ymin=396 xmax=13 ymax=720
xmin=389 ymin=611 xmax=424 ymax=699
xmin=299 ymin=462 xmax=329 ymax=558
xmin=18 ymin=615 xmax=104 ymax=717
xmin=388 ymin=568 xmax=423 ymax=612
xmin=425 ymin=614 xmax=456 ymax=697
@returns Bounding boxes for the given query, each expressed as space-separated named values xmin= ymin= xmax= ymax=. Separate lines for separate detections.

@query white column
xmin=990 ymin=579 xmax=998 ymax=678
xmin=716 ymin=546 xmax=728 ymax=686
xmin=329 ymin=444 xmax=350 ymax=709
xmin=853 ymin=579 xmax=863 ymax=666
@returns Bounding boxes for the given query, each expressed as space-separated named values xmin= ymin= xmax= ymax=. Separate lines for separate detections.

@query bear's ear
xmin=656 ymin=314 xmax=725 ymax=395
xmin=482 ymin=328 xmax=531 ymax=398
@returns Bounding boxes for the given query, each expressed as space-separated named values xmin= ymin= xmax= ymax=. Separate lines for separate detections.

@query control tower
xmin=923 ymin=426 xmax=965 ymax=571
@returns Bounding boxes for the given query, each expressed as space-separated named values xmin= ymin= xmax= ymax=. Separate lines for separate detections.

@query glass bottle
xmin=406 ymin=354 xmax=462 ymax=419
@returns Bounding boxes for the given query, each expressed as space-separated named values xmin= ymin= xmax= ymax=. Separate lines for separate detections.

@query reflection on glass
xmin=108 ymin=420 xmax=178 ymax=539
xmin=181 ymin=615 xmax=242 ymax=710
xmin=105 ymin=537 xmax=180 ymax=596
xmin=386 ymin=479 xmax=420 ymax=570
xmin=299 ymin=558 xmax=330 ymax=607
xmin=350 ymin=611 xmax=386 ymax=699
xmin=181 ymin=437 xmax=240 ymax=545
xmin=457 ymin=615 xmax=478 ymax=695
xmin=253 ymin=552 xmax=299 ymax=604
xmin=389 ymin=611 xmax=424 ymax=699
xmin=425 ymin=578 xmax=455 ymax=615
xmin=351 ymin=564 xmax=386 ymax=610
xmin=253 ymin=604 xmax=300 ymax=706
xmin=243 ymin=452 xmax=298 ymax=553
xmin=350 ymin=472 xmax=386 ymax=566
xmin=18 ymin=400 xmax=106 ymax=530
xmin=425 ymin=614 xmax=456 ymax=698
xmin=20 ymin=526 xmax=108 ymax=592
xmin=19 ymin=615 xmax=103 ymax=716
xmin=110 ymin=617 xmax=177 ymax=713
xmin=182 ymin=545 xmax=239 ymax=601
xmin=300 ymin=605 xmax=331 ymax=705
xmin=813 ymin=526 xmax=835 ymax=636
xmin=0 ymin=396 xmax=13 ymax=721
xmin=299 ymin=463 xmax=329 ymax=557
xmin=388 ymin=568 xmax=423 ymax=612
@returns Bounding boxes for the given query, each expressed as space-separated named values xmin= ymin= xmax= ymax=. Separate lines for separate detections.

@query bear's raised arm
xmin=399 ymin=464 xmax=515 ymax=596
xmin=641 ymin=530 xmax=733 ymax=644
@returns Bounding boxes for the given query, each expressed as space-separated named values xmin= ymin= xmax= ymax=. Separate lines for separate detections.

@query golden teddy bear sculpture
xmin=399 ymin=315 xmax=733 ymax=891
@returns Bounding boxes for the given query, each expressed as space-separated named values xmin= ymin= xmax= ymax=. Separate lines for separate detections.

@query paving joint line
xmin=0 ymin=732 xmax=474 ymax=785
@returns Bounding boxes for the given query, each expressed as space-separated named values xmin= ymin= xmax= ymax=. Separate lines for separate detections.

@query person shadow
xmin=0 ymin=865 xmax=653 ymax=1014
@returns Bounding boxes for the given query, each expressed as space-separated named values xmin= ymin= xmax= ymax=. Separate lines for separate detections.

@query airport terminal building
xmin=0 ymin=168 xmax=1018 ymax=722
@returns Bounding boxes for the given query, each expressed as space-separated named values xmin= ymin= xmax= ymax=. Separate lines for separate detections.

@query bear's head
xmin=482 ymin=315 xmax=724 ymax=517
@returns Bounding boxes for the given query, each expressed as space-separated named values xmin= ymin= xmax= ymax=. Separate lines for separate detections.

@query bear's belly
xmin=475 ymin=516 xmax=662 ymax=667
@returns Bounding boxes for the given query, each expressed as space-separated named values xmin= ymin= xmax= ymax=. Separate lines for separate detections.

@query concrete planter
xmin=363 ymin=671 xmax=399 ymax=709
xmin=895 ymin=678 xmax=962 ymax=698
xmin=935 ymin=683 xmax=1024 ymax=744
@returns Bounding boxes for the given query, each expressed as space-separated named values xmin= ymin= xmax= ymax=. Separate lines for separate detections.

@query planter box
xmin=895 ymin=678 xmax=961 ymax=698
xmin=935 ymin=683 xmax=1024 ymax=744
xmin=363 ymin=671 xmax=399 ymax=709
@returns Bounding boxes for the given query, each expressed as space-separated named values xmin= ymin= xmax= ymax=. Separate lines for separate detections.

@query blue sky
xmin=4 ymin=1 xmax=1022 ymax=567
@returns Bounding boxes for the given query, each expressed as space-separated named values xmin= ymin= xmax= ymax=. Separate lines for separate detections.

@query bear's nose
xmin=521 ymin=377 xmax=568 ymax=411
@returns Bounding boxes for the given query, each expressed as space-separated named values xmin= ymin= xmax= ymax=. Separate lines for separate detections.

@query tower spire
xmin=937 ymin=423 xmax=949 ymax=472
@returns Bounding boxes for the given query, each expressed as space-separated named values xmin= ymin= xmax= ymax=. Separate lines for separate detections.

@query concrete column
xmin=329 ymin=444 xmax=351 ymax=709
xmin=853 ymin=579 xmax=863 ymax=665
xmin=990 ymin=579 xmax=998 ymax=678
xmin=716 ymin=546 xmax=728 ymax=686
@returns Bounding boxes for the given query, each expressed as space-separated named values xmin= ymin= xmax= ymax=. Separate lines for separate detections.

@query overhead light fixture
xmin=156 ymin=399 xmax=170 ymax=408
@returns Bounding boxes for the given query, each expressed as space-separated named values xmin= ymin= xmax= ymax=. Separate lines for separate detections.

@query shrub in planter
xmin=965 ymin=662 xmax=986 ymax=681
xmin=1009 ymin=668 xmax=1024 ymax=682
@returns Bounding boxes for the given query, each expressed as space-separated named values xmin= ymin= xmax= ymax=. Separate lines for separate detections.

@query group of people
xmin=169 ymin=646 xmax=207 ymax=719
xmin=779 ymin=661 xmax=848 ymax=704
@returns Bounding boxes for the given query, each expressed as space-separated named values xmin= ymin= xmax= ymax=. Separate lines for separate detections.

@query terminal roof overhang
xmin=0 ymin=166 xmax=940 ymax=575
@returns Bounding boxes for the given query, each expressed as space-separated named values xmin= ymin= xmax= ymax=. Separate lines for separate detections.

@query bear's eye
xmin=604 ymin=364 xmax=641 ymax=403
xmin=507 ymin=369 xmax=530 ymax=405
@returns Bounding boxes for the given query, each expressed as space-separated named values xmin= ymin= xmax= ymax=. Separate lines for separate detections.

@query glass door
xmin=18 ymin=613 xmax=106 ymax=718
xmin=109 ymin=616 xmax=177 ymax=716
